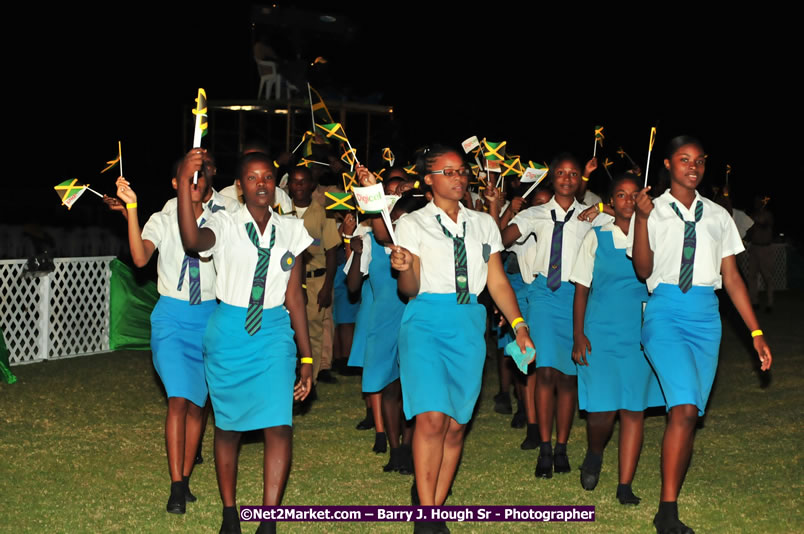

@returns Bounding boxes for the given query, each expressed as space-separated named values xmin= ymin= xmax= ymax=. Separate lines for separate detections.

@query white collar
xmin=547 ymin=196 xmax=584 ymax=217
xmin=661 ymin=189 xmax=703 ymax=217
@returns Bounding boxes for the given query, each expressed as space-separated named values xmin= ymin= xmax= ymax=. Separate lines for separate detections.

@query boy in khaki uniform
xmin=288 ymin=167 xmax=341 ymax=385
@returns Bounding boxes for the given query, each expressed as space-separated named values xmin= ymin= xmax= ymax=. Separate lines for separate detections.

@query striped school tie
xmin=177 ymin=217 xmax=206 ymax=305
xmin=546 ymin=209 xmax=574 ymax=291
xmin=244 ymin=222 xmax=277 ymax=335
xmin=669 ymin=200 xmax=703 ymax=293
xmin=435 ymin=214 xmax=470 ymax=304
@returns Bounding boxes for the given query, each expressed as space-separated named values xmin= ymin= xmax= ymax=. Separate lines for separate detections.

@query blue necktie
xmin=669 ymin=201 xmax=703 ymax=293
xmin=546 ymin=209 xmax=574 ymax=291
xmin=177 ymin=217 xmax=206 ymax=305
xmin=435 ymin=215 xmax=470 ymax=304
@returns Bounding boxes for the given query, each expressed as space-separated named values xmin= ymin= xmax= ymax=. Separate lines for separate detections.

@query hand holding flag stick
xmin=354 ymin=164 xmax=397 ymax=245
xmin=643 ymin=126 xmax=657 ymax=188
xmin=191 ymin=88 xmax=209 ymax=185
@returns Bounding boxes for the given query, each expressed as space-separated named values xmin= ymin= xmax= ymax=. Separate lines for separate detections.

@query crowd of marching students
xmin=108 ymin=132 xmax=772 ymax=534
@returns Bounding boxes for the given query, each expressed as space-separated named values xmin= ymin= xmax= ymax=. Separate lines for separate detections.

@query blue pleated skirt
xmin=579 ymin=293 xmax=664 ymax=413
xmin=150 ymin=295 xmax=215 ymax=407
xmin=333 ymin=267 xmax=360 ymax=325
xmin=527 ymin=276 xmax=576 ymax=376
xmin=202 ymin=302 xmax=297 ymax=431
xmin=642 ymin=284 xmax=721 ymax=415
xmin=398 ymin=293 xmax=486 ymax=424
xmin=347 ymin=282 xmax=373 ymax=368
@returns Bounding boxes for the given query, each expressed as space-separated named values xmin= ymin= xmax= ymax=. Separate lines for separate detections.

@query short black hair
xmin=236 ymin=152 xmax=274 ymax=180
xmin=664 ymin=135 xmax=704 ymax=160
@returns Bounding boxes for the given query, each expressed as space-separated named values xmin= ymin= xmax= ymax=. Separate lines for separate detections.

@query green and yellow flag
xmin=342 ymin=171 xmax=358 ymax=192
xmin=648 ymin=127 xmax=657 ymax=151
xmin=308 ymin=84 xmax=334 ymax=125
xmin=54 ymin=179 xmax=88 ymax=210
xmin=594 ymin=125 xmax=605 ymax=146
xmin=192 ymin=88 xmax=209 ymax=139
xmin=316 ymin=122 xmax=349 ymax=143
xmin=403 ymin=164 xmax=417 ymax=175
xmin=483 ymin=139 xmax=507 ymax=161
xmin=273 ymin=203 xmax=284 ymax=214
xmin=617 ymin=146 xmax=627 ymax=159
xmin=501 ymin=157 xmax=524 ymax=177
xmin=325 ymin=191 xmax=355 ymax=211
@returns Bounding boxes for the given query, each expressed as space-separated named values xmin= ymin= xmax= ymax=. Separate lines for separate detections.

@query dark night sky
xmin=10 ymin=3 xmax=799 ymax=241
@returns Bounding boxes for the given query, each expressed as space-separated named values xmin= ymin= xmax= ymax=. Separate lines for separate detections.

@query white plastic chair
xmin=256 ymin=59 xmax=299 ymax=100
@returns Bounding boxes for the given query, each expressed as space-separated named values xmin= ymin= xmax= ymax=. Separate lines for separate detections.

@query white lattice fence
xmin=0 ymin=257 xmax=113 ymax=365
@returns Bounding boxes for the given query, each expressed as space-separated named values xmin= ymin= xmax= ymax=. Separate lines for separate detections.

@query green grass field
xmin=2 ymin=293 xmax=802 ymax=533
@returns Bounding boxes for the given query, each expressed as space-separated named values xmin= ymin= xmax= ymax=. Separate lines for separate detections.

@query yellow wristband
xmin=343 ymin=238 xmax=351 ymax=244
xmin=511 ymin=317 xmax=525 ymax=329
xmin=301 ymin=284 xmax=307 ymax=289
xmin=126 ymin=202 xmax=137 ymax=209
xmin=751 ymin=329 xmax=763 ymax=338
xmin=598 ymin=202 xmax=604 ymax=213
xmin=300 ymin=357 xmax=313 ymax=364
xmin=582 ymin=176 xmax=589 ymax=182
xmin=413 ymin=180 xmax=420 ymax=189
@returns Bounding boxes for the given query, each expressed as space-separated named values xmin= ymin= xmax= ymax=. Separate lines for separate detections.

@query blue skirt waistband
xmin=216 ymin=301 xmax=288 ymax=321
xmin=416 ymin=293 xmax=478 ymax=305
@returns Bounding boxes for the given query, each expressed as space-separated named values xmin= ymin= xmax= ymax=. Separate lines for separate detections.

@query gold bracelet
xmin=126 ymin=202 xmax=137 ymax=209
xmin=300 ymin=357 xmax=313 ymax=364
xmin=511 ymin=317 xmax=524 ymax=329
xmin=751 ymin=329 xmax=763 ymax=338
xmin=598 ymin=202 xmax=604 ymax=213
xmin=582 ymin=176 xmax=589 ymax=182
xmin=343 ymin=238 xmax=351 ymax=244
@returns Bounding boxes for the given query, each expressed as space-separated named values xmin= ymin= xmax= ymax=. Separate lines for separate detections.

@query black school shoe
xmin=616 ymin=484 xmax=641 ymax=505
xmin=383 ymin=447 xmax=403 ymax=472
xmin=553 ymin=445 xmax=571 ymax=474
xmin=579 ymin=452 xmax=602 ymax=490
xmin=219 ymin=507 xmax=241 ymax=534
xmin=520 ymin=423 xmax=540 ymax=449
xmin=653 ymin=514 xmax=694 ymax=534
xmin=166 ymin=481 xmax=186 ymax=514
xmin=255 ymin=521 xmax=276 ymax=534
xmin=183 ymin=476 xmax=197 ymax=502
xmin=535 ymin=452 xmax=553 ymax=478
xmin=355 ymin=408 xmax=375 ymax=430
xmin=493 ymin=391 xmax=512 ymax=414
xmin=398 ymin=444 xmax=414 ymax=475
xmin=373 ymin=432 xmax=387 ymax=453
